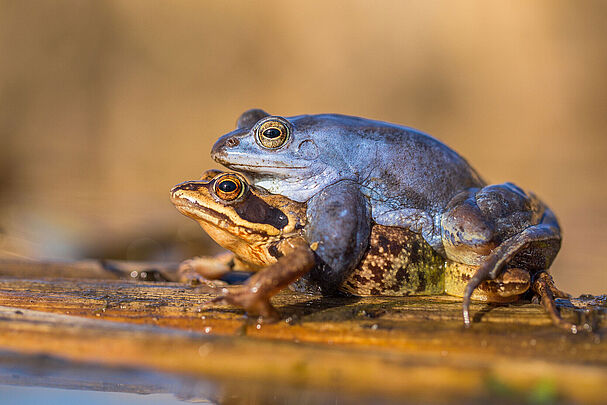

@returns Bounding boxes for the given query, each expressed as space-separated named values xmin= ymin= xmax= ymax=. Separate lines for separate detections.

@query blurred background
xmin=0 ymin=1 xmax=605 ymax=295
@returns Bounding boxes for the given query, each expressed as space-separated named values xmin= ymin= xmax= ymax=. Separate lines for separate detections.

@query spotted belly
xmin=340 ymin=225 xmax=446 ymax=296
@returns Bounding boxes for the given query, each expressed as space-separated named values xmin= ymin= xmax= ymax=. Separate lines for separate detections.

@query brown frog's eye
xmin=213 ymin=174 xmax=245 ymax=201
xmin=255 ymin=118 xmax=290 ymax=149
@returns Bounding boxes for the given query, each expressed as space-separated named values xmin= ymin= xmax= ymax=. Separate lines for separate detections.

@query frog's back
xmin=368 ymin=123 xmax=484 ymax=212
xmin=292 ymin=114 xmax=485 ymax=248
xmin=293 ymin=113 xmax=485 ymax=212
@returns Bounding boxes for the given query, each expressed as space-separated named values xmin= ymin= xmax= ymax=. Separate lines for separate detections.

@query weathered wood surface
xmin=0 ymin=258 xmax=180 ymax=281
xmin=0 ymin=260 xmax=606 ymax=403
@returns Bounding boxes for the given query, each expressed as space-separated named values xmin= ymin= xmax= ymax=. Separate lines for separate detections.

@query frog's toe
xmin=461 ymin=259 xmax=497 ymax=327
xmin=178 ymin=256 xmax=231 ymax=286
xmin=462 ymin=284 xmax=475 ymax=328
xmin=533 ymin=272 xmax=576 ymax=332
xmin=206 ymin=293 xmax=230 ymax=306
xmin=206 ymin=287 xmax=280 ymax=321
xmin=545 ymin=279 xmax=571 ymax=300
xmin=178 ymin=266 xmax=227 ymax=288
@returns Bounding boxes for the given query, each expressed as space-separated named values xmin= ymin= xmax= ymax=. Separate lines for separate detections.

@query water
xmin=0 ymin=351 xmax=404 ymax=405
xmin=0 ymin=386 xmax=186 ymax=405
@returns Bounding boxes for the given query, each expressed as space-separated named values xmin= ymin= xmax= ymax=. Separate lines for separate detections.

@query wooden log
xmin=0 ymin=302 xmax=606 ymax=404
xmin=0 ymin=274 xmax=606 ymax=403
xmin=0 ymin=258 xmax=250 ymax=284
xmin=0 ymin=258 xmax=178 ymax=281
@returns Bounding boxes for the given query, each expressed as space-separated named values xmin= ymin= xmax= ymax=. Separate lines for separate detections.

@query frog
xmin=171 ymin=170 xmax=570 ymax=328
xmin=210 ymin=109 xmax=570 ymax=328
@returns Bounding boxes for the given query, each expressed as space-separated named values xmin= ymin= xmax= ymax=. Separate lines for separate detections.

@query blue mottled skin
xmin=213 ymin=111 xmax=484 ymax=252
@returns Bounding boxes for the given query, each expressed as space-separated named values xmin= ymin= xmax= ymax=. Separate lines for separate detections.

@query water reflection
xmin=0 ymin=386 xmax=187 ymax=405
xmin=0 ymin=351 xmax=406 ymax=405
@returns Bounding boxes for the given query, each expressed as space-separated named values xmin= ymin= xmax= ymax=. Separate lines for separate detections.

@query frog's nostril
xmin=211 ymin=134 xmax=237 ymax=162
xmin=226 ymin=137 xmax=240 ymax=148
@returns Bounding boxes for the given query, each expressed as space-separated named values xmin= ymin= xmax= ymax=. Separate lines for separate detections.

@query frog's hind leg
xmin=445 ymin=261 xmax=530 ymax=302
xmin=532 ymin=272 xmax=574 ymax=331
xmin=462 ymin=223 xmax=561 ymax=326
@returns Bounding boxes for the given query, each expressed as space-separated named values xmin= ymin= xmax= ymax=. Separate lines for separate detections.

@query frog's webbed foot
xmin=205 ymin=237 xmax=315 ymax=321
xmin=178 ymin=253 xmax=233 ymax=287
xmin=442 ymin=184 xmax=562 ymax=327
xmin=533 ymin=271 xmax=570 ymax=300
xmin=462 ymin=224 xmax=561 ymax=327
xmin=532 ymin=272 xmax=575 ymax=331
xmin=208 ymin=287 xmax=280 ymax=322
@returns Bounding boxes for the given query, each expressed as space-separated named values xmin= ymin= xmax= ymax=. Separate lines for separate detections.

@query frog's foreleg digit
xmin=209 ymin=291 xmax=280 ymax=321
xmin=533 ymin=272 xmax=574 ymax=331
xmin=462 ymin=256 xmax=497 ymax=327
xmin=208 ymin=237 xmax=315 ymax=320
xmin=536 ymin=271 xmax=570 ymax=299
xmin=462 ymin=223 xmax=561 ymax=326
xmin=178 ymin=252 xmax=234 ymax=286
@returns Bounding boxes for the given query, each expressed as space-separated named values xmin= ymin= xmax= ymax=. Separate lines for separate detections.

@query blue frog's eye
xmin=213 ymin=174 xmax=245 ymax=201
xmin=255 ymin=118 xmax=290 ymax=149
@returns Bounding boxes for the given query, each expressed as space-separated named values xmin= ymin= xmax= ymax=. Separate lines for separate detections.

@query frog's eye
xmin=255 ymin=118 xmax=291 ymax=149
xmin=213 ymin=174 xmax=246 ymax=201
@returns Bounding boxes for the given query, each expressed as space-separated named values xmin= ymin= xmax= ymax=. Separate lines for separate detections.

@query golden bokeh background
xmin=1 ymin=1 xmax=605 ymax=294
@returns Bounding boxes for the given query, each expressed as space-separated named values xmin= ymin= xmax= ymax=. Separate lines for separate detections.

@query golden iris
xmin=255 ymin=118 xmax=290 ymax=149
xmin=213 ymin=174 xmax=245 ymax=201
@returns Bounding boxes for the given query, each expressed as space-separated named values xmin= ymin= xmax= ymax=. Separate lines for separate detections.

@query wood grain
xmin=0 ymin=261 xmax=605 ymax=403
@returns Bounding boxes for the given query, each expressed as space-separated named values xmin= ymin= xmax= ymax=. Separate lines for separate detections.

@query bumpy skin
xmin=340 ymin=224 xmax=446 ymax=296
xmin=210 ymin=110 xmax=569 ymax=328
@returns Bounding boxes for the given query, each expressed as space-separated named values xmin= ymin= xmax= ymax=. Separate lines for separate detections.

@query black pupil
xmin=218 ymin=180 xmax=238 ymax=193
xmin=263 ymin=128 xmax=282 ymax=139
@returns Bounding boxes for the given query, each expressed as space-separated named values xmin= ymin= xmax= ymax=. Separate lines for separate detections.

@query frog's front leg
xmin=209 ymin=237 xmax=315 ymax=320
xmin=303 ymin=180 xmax=371 ymax=295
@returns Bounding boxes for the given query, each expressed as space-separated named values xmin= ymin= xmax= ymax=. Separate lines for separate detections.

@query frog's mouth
xmin=223 ymin=164 xmax=311 ymax=184
xmin=170 ymin=194 xmax=278 ymax=238
xmin=171 ymin=195 xmax=232 ymax=228
xmin=225 ymin=163 xmax=309 ymax=171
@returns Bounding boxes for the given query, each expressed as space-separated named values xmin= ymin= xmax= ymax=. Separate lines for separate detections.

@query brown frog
xmin=171 ymin=170 xmax=569 ymax=328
